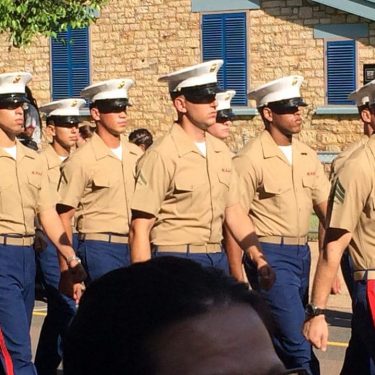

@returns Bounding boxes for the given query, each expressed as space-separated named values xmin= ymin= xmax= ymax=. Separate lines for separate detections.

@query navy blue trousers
xmin=34 ymin=236 xmax=77 ymax=375
xmin=244 ymin=242 xmax=319 ymax=375
xmin=0 ymin=244 xmax=37 ymax=375
xmin=77 ymin=239 xmax=131 ymax=284
xmin=340 ymin=250 xmax=354 ymax=300
xmin=341 ymin=280 xmax=375 ymax=375
xmin=152 ymin=248 xmax=229 ymax=274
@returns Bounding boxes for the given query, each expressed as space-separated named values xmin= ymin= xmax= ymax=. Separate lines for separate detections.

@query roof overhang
xmin=312 ymin=0 xmax=375 ymax=21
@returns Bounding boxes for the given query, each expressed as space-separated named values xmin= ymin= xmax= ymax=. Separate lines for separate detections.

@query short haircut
xmin=79 ymin=124 xmax=94 ymax=140
xmin=128 ymin=128 xmax=153 ymax=150
xmin=63 ymin=257 xmax=273 ymax=375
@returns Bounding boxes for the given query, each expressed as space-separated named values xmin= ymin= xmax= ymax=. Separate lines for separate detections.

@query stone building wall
xmin=0 ymin=0 xmax=374 ymax=153
xmin=0 ymin=34 xmax=50 ymax=103
xmin=242 ymin=0 xmax=375 ymax=153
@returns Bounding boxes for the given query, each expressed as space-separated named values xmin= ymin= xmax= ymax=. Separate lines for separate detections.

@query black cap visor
xmin=216 ymin=109 xmax=235 ymax=122
xmin=175 ymin=83 xmax=221 ymax=104
xmin=0 ymin=93 xmax=29 ymax=109
xmin=92 ymin=98 xmax=130 ymax=114
xmin=47 ymin=115 xmax=80 ymax=127
xmin=267 ymin=97 xmax=307 ymax=114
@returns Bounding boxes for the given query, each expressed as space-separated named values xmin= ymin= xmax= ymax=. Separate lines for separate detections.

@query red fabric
xmin=0 ymin=328 xmax=13 ymax=375
xmin=366 ymin=280 xmax=375 ymax=329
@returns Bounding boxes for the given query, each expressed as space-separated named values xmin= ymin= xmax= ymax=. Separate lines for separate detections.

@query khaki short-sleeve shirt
xmin=131 ymin=123 xmax=238 ymax=245
xmin=40 ymin=144 xmax=63 ymax=204
xmin=328 ymin=135 xmax=375 ymax=271
xmin=233 ymin=130 xmax=330 ymax=237
xmin=58 ymin=133 xmax=142 ymax=235
xmin=330 ymin=135 xmax=369 ymax=182
xmin=0 ymin=140 xmax=53 ymax=234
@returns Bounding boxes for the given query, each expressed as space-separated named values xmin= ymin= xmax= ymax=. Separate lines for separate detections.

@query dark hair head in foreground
xmin=128 ymin=128 xmax=153 ymax=151
xmin=63 ymin=256 xmax=288 ymax=375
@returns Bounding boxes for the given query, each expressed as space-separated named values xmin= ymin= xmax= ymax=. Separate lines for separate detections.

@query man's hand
xmin=68 ymin=262 xmax=87 ymax=284
xmin=303 ymin=315 xmax=329 ymax=351
xmin=330 ymin=275 xmax=342 ymax=295
xmin=59 ymin=271 xmax=85 ymax=304
xmin=257 ymin=263 xmax=276 ymax=290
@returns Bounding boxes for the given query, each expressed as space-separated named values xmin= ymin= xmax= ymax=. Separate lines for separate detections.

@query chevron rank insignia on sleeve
xmin=137 ymin=171 xmax=147 ymax=186
xmin=334 ymin=179 xmax=346 ymax=204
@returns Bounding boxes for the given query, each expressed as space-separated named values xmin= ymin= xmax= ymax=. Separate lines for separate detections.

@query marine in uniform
xmin=207 ymin=89 xmax=236 ymax=140
xmin=304 ymin=81 xmax=375 ymax=375
xmin=330 ymin=81 xmax=375 ymax=181
xmin=130 ymin=60 xmax=275 ymax=290
xmin=0 ymin=73 xmax=85 ymax=375
xmin=330 ymin=82 xmax=375 ymax=300
xmin=57 ymin=79 xmax=143 ymax=284
xmin=227 ymin=76 xmax=330 ymax=374
xmin=35 ymin=98 xmax=85 ymax=375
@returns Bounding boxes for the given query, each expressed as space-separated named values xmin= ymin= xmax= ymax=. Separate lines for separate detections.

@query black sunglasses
xmin=0 ymin=101 xmax=29 ymax=111
xmin=216 ymin=109 xmax=235 ymax=122
xmin=269 ymin=106 xmax=301 ymax=115
xmin=180 ymin=83 xmax=220 ymax=104
xmin=187 ymin=94 xmax=217 ymax=104
xmin=93 ymin=99 xmax=129 ymax=114
xmin=267 ymin=97 xmax=307 ymax=114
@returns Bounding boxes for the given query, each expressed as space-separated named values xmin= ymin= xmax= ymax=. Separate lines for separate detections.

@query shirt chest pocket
xmin=217 ymin=172 xmax=230 ymax=191
xmin=0 ymin=182 xmax=15 ymax=213
xmin=92 ymin=174 xmax=111 ymax=190
xmin=174 ymin=178 xmax=194 ymax=214
xmin=258 ymin=179 xmax=290 ymax=199
xmin=302 ymin=175 xmax=315 ymax=190
xmin=24 ymin=174 xmax=41 ymax=208
xmin=92 ymin=160 xmax=122 ymax=190
xmin=257 ymin=178 xmax=291 ymax=212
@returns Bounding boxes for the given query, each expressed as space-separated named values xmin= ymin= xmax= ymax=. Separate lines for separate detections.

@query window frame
xmin=50 ymin=26 xmax=91 ymax=101
xmin=324 ymin=37 xmax=357 ymax=106
xmin=201 ymin=11 xmax=249 ymax=107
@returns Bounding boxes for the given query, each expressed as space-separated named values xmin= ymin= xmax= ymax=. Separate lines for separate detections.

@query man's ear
xmin=261 ymin=107 xmax=273 ymax=123
xmin=173 ymin=95 xmax=187 ymax=114
xmin=47 ymin=124 xmax=56 ymax=137
xmin=90 ymin=107 xmax=101 ymax=121
xmin=360 ymin=107 xmax=372 ymax=124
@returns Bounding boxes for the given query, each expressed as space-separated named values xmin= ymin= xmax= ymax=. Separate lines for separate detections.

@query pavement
xmin=30 ymin=241 xmax=352 ymax=374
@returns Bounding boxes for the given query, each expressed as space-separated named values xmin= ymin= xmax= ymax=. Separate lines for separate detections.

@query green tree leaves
xmin=0 ymin=0 xmax=108 ymax=48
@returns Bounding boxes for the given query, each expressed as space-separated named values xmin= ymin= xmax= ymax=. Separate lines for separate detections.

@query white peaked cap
xmin=0 ymin=72 xmax=32 ymax=95
xmin=248 ymin=75 xmax=304 ymax=107
xmin=158 ymin=60 xmax=223 ymax=92
xmin=216 ymin=90 xmax=236 ymax=111
xmin=39 ymin=98 xmax=86 ymax=117
xmin=348 ymin=79 xmax=375 ymax=106
xmin=81 ymin=78 xmax=134 ymax=102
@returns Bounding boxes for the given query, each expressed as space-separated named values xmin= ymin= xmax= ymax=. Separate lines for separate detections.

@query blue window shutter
xmin=51 ymin=27 xmax=90 ymax=100
xmin=327 ymin=40 xmax=356 ymax=105
xmin=202 ymin=13 xmax=247 ymax=106
xmin=51 ymin=30 xmax=70 ymax=99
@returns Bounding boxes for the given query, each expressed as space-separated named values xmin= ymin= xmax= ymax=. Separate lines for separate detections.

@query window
xmin=202 ymin=12 xmax=247 ymax=106
xmin=51 ymin=27 xmax=90 ymax=100
xmin=326 ymin=39 xmax=356 ymax=105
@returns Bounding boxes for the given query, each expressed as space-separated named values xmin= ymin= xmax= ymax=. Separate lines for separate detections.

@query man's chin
xmin=13 ymin=126 xmax=24 ymax=136
xmin=198 ymin=121 xmax=216 ymax=131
